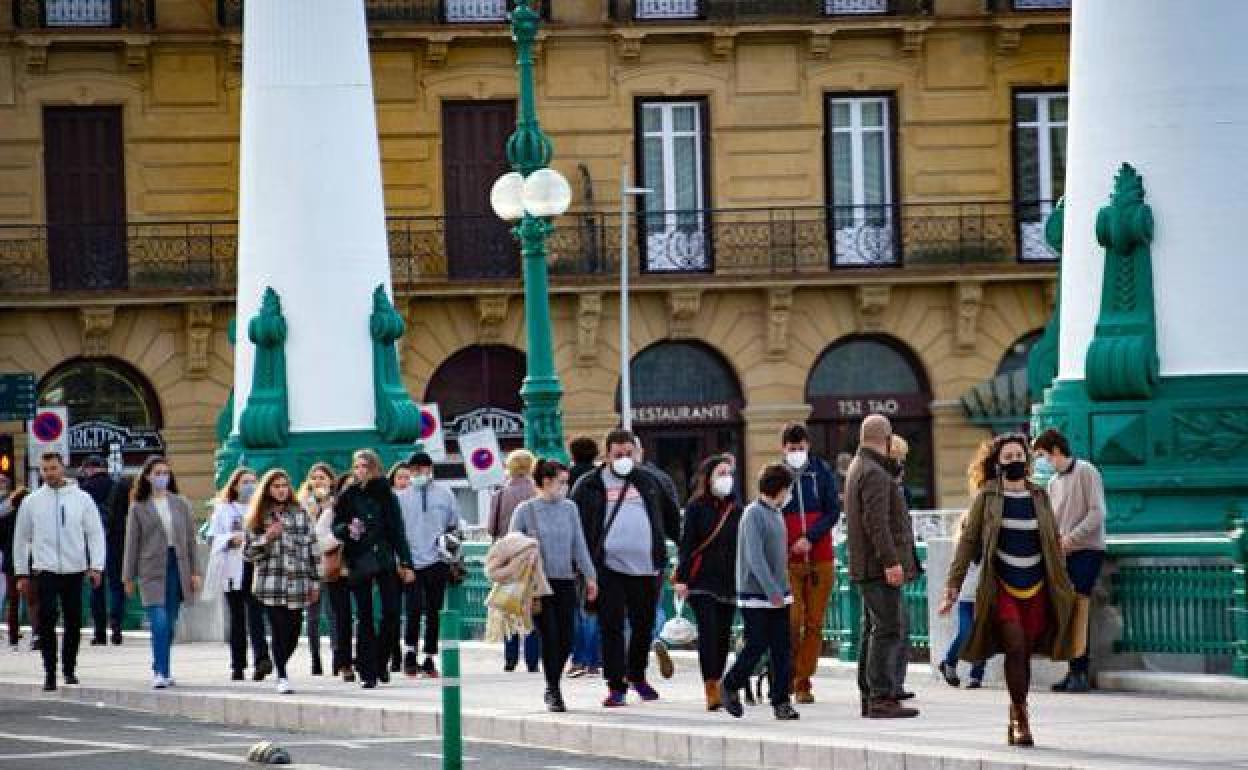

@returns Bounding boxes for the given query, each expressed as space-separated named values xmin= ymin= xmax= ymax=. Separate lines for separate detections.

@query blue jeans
xmin=145 ymin=548 xmax=182 ymax=679
xmin=571 ymin=606 xmax=602 ymax=667
xmin=504 ymin=631 xmax=540 ymax=670
xmin=942 ymin=600 xmax=985 ymax=681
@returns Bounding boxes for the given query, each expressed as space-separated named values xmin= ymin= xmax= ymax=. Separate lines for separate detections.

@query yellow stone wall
xmin=0 ymin=3 xmax=1069 ymax=508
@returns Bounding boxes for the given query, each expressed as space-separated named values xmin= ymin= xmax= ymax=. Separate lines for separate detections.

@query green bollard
xmin=440 ymin=584 xmax=463 ymax=770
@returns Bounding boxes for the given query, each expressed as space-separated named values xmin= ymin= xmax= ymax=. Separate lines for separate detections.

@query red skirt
xmin=995 ymin=580 xmax=1049 ymax=641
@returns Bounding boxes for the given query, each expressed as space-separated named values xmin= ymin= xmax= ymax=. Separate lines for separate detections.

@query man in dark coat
xmin=77 ymin=456 xmax=116 ymax=646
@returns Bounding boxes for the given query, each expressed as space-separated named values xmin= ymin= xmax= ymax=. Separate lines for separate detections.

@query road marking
xmin=0 ymin=749 xmax=125 ymax=760
xmin=0 ymin=731 xmax=141 ymax=750
xmin=213 ymin=731 xmax=262 ymax=739
xmin=38 ymin=715 xmax=81 ymax=723
xmin=120 ymin=724 xmax=164 ymax=732
xmin=412 ymin=751 xmax=478 ymax=762
xmin=158 ymin=747 xmax=355 ymax=769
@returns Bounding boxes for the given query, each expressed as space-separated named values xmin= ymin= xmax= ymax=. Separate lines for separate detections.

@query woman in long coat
xmin=941 ymin=433 xmax=1076 ymax=748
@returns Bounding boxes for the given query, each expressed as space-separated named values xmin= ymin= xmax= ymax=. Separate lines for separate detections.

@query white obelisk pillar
xmin=233 ymin=0 xmax=390 ymax=436
xmin=1058 ymin=0 xmax=1248 ymax=381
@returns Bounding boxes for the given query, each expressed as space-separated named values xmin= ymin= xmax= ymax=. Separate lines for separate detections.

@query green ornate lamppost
xmin=490 ymin=0 xmax=570 ymax=463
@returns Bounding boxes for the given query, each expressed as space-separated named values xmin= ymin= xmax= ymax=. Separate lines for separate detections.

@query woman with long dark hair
xmin=298 ymin=463 xmax=337 ymax=677
xmin=123 ymin=456 xmax=200 ymax=689
xmin=673 ymin=453 xmax=741 ymax=711
xmin=940 ymin=434 xmax=1077 ymax=747
xmin=210 ymin=467 xmax=273 ymax=681
xmin=244 ymin=469 xmax=320 ymax=695
xmin=509 ymin=458 xmax=597 ymax=712
xmin=332 ymin=450 xmax=415 ymax=689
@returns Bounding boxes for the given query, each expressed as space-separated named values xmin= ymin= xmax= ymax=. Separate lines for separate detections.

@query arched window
xmin=424 ymin=345 xmax=527 ymax=448
xmin=996 ymin=330 xmax=1044 ymax=378
xmin=620 ymin=341 xmax=745 ymax=504
xmin=805 ymin=335 xmax=934 ymax=508
xmin=38 ymin=357 xmax=164 ymax=463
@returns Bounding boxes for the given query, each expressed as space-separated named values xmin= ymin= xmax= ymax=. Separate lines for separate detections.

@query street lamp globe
xmin=522 ymin=168 xmax=573 ymax=218
xmin=490 ymin=171 xmax=527 ymax=221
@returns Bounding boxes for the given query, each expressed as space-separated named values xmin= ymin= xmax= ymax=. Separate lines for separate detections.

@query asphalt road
xmin=0 ymin=697 xmax=703 ymax=770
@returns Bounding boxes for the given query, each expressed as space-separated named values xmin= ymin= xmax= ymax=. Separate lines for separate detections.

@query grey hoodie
xmin=735 ymin=498 xmax=792 ymax=609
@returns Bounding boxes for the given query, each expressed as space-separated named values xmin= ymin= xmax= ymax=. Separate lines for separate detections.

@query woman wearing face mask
xmin=298 ymin=463 xmax=338 ymax=677
xmin=319 ymin=472 xmax=358 ymax=681
xmin=940 ymin=434 xmax=1077 ymax=747
xmin=211 ymin=468 xmax=273 ymax=681
xmin=244 ymin=469 xmax=321 ymax=695
xmin=509 ymin=459 xmax=597 ymax=712
xmin=673 ymin=454 xmax=741 ymax=711
xmin=123 ymin=456 xmax=200 ymax=689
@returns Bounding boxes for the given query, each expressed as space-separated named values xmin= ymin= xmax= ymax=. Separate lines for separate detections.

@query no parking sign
xmin=29 ymin=406 xmax=70 ymax=465
xmin=418 ymin=403 xmax=446 ymax=462
xmin=457 ymin=428 xmax=505 ymax=490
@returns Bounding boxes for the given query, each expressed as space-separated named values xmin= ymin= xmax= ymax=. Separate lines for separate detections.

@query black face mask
xmin=1000 ymin=461 xmax=1028 ymax=482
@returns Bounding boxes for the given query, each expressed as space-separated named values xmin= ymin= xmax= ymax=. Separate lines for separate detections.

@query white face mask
xmin=611 ymin=457 xmax=634 ymax=478
xmin=711 ymin=476 xmax=734 ymax=499
xmin=412 ymin=474 xmax=431 ymax=488
xmin=785 ymin=450 xmax=808 ymax=470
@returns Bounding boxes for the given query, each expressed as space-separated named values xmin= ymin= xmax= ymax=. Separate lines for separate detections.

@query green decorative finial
xmin=1027 ymin=198 xmax=1064 ymax=401
xmin=370 ymin=285 xmax=421 ymax=443
xmin=505 ymin=0 xmax=553 ymax=176
xmin=1084 ymin=163 xmax=1159 ymax=400
xmin=239 ymin=287 xmax=290 ymax=448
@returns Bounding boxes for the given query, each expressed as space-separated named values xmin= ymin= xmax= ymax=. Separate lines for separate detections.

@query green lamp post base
xmin=215 ymin=430 xmax=420 ymax=488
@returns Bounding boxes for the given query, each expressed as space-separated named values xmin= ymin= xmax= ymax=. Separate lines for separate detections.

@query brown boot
xmin=1008 ymin=703 xmax=1034 ymax=747
xmin=704 ymin=680 xmax=722 ymax=711
xmin=866 ymin=697 xmax=919 ymax=719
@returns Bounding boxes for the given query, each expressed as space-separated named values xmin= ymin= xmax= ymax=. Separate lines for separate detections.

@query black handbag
xmin=349 ymin=549 xmax=382 ymax=585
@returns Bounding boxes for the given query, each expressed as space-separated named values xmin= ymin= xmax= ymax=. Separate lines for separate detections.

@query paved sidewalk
xmin=0 ymin=636 xmax=1245 ymax=770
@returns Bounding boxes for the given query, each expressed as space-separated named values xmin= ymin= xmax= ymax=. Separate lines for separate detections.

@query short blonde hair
xmin=505 ymin=449 xmax=536 ymax=478
xmin=888 ymin=434 xmax=910 ymax=460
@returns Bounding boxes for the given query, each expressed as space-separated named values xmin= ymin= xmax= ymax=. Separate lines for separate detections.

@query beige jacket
xmin=122 ymin=495 xmax=198 ymax=607
xmin=1046 ymin=459 xmax=1107 ymax=551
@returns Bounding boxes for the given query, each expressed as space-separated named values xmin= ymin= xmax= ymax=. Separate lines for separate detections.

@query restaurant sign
xmin=630 ymin=402 xmax=739 ymax=425
xmin=446 ymin=408 xmax=525 ymax=439
xmin=68 ymin=420 xmax=165 ymax=455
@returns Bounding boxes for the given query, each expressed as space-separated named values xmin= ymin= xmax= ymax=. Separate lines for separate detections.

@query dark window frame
xmin=1010 ymin=85 xmax=1068 ymax=263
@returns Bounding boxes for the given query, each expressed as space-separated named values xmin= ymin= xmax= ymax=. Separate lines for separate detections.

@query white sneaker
xmin=276 ymin=678 xmax=293 ymax=695
xmin=165 ymin=677 xmax=176 ymax=687
xmin=152 ymin=675 xmax=168 ymax=689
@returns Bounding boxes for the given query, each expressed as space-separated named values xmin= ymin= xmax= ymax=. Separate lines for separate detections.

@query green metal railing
xmin=1107 ymin=519 xmax=1248 ymax=676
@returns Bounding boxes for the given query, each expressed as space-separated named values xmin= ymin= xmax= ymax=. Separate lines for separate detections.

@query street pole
xmin=507 ymin=0 xmax=567 ymax=463
xmin=618 ymin=165 xmax=650 ymax=434
xmin=440 ymin=582 xmax=463 ymax=770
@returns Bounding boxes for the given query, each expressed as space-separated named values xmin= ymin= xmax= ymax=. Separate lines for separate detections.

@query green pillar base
xmin=215 ymin=430 xmax=420 ymax=489
xmin=1032 ymin=373 xmax=1248 ymax=534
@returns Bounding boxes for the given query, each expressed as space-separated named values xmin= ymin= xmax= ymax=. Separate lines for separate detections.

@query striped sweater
xmin=995 ymin=491 xmax=1044 ymax=599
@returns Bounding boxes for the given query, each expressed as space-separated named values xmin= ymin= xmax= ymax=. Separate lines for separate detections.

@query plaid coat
xmin=244 ymin=504 xmax=321 ymax=610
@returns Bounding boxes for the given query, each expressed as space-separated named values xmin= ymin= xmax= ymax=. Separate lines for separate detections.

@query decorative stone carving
xmin=667 ymin=289 xmax=702 ymax=339
xmin=370 ymin=285 xmax=421 ymax=443
xmin=124 ymin=41 xmax=149 ymax=71
xmin=1173 ymin=410 xmax=1248 ymax=462
xmin=425 ymin=39 xmax=450 ymax=67
xmin=575 ymin=293 xmax=602 ymax=368
xmin=185 ymin=303 xmax=214 ymax=378
xmin=808 ymin=33 xmax=833 ymax=60
xmin=996 ymin=26 xmax=1023 ymax=55
xmin=615 ymin=33 xmax=643 ymax=62
xmin=477 ymin=295 xmax=509 ymax=343
xmin=79 ymin=307 xmax=116 ymax=358
xmin=953 ymin=281 xmax=983 ymax=354
xmin=765 ymin=287 xmax=793 ymax=361
xmin=709 ymin=31 xmax=735 ymax=61
xmin=901 ymin=25 xmax=927 ymax=56
xmin=239 ymin=288 xmax=289 ymax=449
xmin=856 ymin=285 xmax=891 ymax=332
xmin=25 ymin=41 xmax=49 ymax=73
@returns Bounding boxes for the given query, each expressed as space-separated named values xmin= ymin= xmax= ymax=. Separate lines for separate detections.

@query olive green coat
xmin=946 ymin=481 xmax=1077 ymax=663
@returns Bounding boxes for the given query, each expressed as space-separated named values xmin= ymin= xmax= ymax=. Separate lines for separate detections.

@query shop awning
xmin=961 ymin=369 xmax=1032 ymax=434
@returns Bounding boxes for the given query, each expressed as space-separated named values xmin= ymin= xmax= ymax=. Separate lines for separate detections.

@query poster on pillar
xmin=458 ymin=428 xmax=505 ymax=490
xmin=419 ymin=404 xmax=447 ymax=462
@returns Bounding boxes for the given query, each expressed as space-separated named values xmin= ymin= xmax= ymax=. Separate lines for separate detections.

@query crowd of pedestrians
xmin=0 ymin=417 xmax=1105 ymax=746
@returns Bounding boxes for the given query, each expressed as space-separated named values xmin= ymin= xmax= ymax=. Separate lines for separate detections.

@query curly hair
xmin=967 ymin=432 xmax=1031 ymax=493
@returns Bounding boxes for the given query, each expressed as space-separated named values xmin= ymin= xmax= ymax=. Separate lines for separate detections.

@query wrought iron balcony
xmin=986 ymin=0 xmax=1070 ymax=10
xmin=13 ymin=0 xmax=152 ymax=28
xmin=217 ymin=0 xmax=548 ymax=27
xmin=613 ymin=0 xmax=928 ymax=22
xmin=0 ymin=203 xmax=1055 ymax=295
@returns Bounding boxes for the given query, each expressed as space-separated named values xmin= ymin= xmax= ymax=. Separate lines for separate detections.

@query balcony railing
xmin=986 ymin=0 xmax=1070 ymax=10
xmin=614 ymin=0 xmax=927 ymax=21
xmin=217 ymin=0 xmax=547 ymax=27
xmin=0 ymin=203 xmax=1056 ymax=294
xmin=13 ymin=0 xmax=152 ymax=28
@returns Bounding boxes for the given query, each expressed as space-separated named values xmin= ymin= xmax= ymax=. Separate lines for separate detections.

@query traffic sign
xmin=28 ymin=406 xmax=69 ymax=465
xmin=0 ymin=373 xmax=36 ymax=421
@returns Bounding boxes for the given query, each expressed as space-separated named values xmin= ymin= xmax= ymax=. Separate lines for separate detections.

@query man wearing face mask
xmin=13 ymin=453 xmax=106 ymax=691
xmin=397 ymin=452 xmax=461 ymax=678
xmin=570 ymin=429 xmax=680 ymax=708
xmin=778 ymin=422 xmax=841 ymax=705
xmin=1032 ymin=429 xmax=1105 ymax=694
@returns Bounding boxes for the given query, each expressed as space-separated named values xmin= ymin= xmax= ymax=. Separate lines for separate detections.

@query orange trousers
xmin=788 ymin=560 xmax=835 ymax=694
